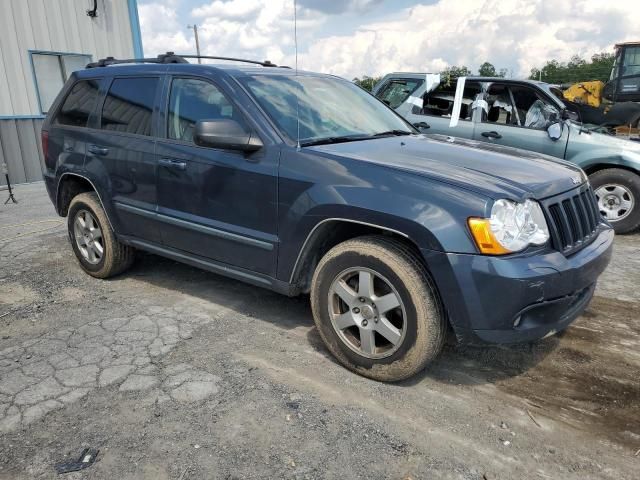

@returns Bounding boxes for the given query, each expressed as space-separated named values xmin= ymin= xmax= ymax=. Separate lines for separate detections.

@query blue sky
xmin=138 ymin=0 xmax=639 ymax=79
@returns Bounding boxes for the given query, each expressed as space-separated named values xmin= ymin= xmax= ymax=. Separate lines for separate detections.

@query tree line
xmin=353 ymin=53 xmax=615 ymax=91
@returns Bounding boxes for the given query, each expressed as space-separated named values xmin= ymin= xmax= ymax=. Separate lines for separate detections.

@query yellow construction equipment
xmin=563 ymin=80 xmax=605 ymax=108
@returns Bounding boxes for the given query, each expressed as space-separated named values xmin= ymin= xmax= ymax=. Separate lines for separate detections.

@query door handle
xmin=159 ymin=158 xmax=187 ymax=171
xmin=413 ymin=121 xmax=430 ymax=130
xmin=63 ymin=145 xmax=74 ymax=152
xmin=88 ymin=145 xmax=109 ymax=156
xmin=481 ymin=131 xmax=502 ymax=139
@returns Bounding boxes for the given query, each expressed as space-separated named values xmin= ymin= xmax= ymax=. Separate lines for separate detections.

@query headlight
xmin=468 ymin=199 xmax=550 ymax=255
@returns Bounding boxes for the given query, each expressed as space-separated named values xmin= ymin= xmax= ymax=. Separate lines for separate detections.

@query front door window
xmin=167 ymin=77 xmax=240 ymax=142
xmin=509 ymin=85 xmax=560 ymax=130
xmin=482 ymin=84 xmax=560 ymax=130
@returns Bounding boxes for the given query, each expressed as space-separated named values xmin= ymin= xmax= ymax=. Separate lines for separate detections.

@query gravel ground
xmin=0 ymin=182 xmax=638 ymax=480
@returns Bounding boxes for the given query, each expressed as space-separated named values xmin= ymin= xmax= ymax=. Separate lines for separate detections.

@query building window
xmin=30 ymin=52 xmax=91 ymax=113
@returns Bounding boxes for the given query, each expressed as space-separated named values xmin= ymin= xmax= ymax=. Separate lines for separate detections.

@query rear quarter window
xmin=53 ymin=80 xmax=100 ymax=127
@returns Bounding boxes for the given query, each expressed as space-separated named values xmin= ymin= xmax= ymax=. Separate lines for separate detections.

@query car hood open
xmin=308 ymin=134 xmax=586 ymax=200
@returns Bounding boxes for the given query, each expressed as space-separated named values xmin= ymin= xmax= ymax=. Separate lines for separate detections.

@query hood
xmin=565 ymin=122 xmax=640 ymax=169
xmin=567 ymin=122 xmax=640 ymax=151
xmin=309 ymin=134 xmax=585 ymax=200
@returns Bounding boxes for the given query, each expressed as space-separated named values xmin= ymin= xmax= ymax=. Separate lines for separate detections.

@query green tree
xmin=478 ymin=62 xmax=497 ymax=76
xmin=442 ymin=65 xmax=471 ymax=78
xmin=528 ymin=53 xmax=614 ymax=84
xmin=352 ymin=75 xmax=382 ymax=91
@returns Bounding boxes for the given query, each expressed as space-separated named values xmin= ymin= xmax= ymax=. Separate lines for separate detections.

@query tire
xmin=589 ymin=168 xmax=640 ymax=234
xmin=67 ymin=192 xmax=135 ymax=278
xmin=310 ymin=235 xmax=446 ymax=382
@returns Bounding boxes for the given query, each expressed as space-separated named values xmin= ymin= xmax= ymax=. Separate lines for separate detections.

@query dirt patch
xmin=0 ymin=284 xmax=38 ymax=309
xmin=493 ymin=297 xmax=640 ymax=449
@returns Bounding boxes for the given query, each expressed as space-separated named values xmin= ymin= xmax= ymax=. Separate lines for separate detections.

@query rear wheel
xmin=67 ymin=192 xmax=135 ymax=278
xmin=310 ymin=236 xmax=446 ymax=382
xmin=589 ymin=168 xmax=640 ymax=234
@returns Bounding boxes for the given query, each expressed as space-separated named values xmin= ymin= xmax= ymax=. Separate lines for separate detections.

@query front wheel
xmin=310 ymin=236 xmax=446 ymax=382
xmin=589 ymin=168 xmax=640 ymax=234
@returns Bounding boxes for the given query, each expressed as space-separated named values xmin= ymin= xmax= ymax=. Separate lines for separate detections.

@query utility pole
xmin=187 ymin=24 xmax=201 ymax=63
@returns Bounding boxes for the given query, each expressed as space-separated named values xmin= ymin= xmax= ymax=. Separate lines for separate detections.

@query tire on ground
xmin=589 ymin=168 xmax=640 ymax=234
xmin=67 ymin=192 xmax=135 ymax=278
xmin=310 ymin=235 xmax=446 ymax=381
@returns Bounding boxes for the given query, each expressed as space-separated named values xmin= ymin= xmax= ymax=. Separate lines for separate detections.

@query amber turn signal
xmin=467 ymin=218 xmax=511 ymax=255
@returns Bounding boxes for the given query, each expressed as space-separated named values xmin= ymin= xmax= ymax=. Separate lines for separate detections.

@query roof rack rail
xmin=86 ymin=52 xmax=289 ymax=69
xmin=178 ymin=54 xmax=286 ymax=67
xmin=86 ymin=52 xmax=188 ymax=68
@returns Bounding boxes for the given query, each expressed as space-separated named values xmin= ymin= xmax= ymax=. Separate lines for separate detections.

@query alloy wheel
xmin=328 ymin=267 xmax=407 ymax=359
xmin=73 ymin=209 xmax=104 ymax=264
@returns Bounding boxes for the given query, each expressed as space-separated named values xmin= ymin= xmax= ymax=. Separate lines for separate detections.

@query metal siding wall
xmin=0 ymin=1 xmax=32 ymax=115
xmin=0 ymin=0 xmax=135 ymax=116
xmin=0 ymin=0 xmax=136 ymax=185
xmin=16 ymin=120 xmax=42 ymax=181
xmin=12 ymin=1 xmax=41 ymax=114
xmin=0 ymin=129 xmax=6 ymax=186
xmin=0 ymin=121 xmax=27 ymax=184
xmin=0 ymin=119 xmax=44 ymax=184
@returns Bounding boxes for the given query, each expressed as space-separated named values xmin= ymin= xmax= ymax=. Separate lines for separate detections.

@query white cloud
xmin=293 ymin=0 xmax=639 ymax=79
xmin=138 ymin=1 xmax=191 ymax=56
xmin=139 ymin=0 xmax=640 ymax=79
xmin=192 ymin=0 xmax=262 ymax=21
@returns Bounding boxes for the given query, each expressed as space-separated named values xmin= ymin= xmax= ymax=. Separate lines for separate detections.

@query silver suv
xmin=374 ymin=74 xmax=640 ymax=233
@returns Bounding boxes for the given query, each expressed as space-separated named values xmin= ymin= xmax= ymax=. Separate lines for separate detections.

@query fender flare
xmin=56 ymin=172 xmax=115 ymax=231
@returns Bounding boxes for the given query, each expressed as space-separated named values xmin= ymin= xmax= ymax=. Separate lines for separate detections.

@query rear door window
xmin=417 ymin=80 xmax=481 ymax=121
xmin=484 ymin=84 xmax=517 ymax=126
xmin=376 ymin=78 xmax=423 ymax=109
xmin=100 ymin=77 xmax=159 ymax=136
xmin=54 ymin=80 xmax=100 ymax=127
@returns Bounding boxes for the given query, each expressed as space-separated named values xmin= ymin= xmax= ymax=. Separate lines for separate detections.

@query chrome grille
xmin=542 ymin=185 xmax=602 ymax=255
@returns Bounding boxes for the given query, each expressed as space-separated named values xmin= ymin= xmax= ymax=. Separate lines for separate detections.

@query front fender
xmin=566 ymin=129 xmax=640 ymax=173
xmin=575 ymin=151 xmax=640 ymax=175
xmin=276 ymin=181 xmax=487 ymax=282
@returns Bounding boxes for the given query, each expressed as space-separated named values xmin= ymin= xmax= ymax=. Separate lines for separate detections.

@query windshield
xmin=239 ymin=74 xmax=413 ymax=145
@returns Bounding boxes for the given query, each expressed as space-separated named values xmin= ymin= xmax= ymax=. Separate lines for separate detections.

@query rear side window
xmin=100 ymin=77 xmax=159 ymax=136
xmin=418 ymin=81 xmax=481 ymax=120
xmin=376 ymin=78 xmax=423 ymax=109
xmin=54 ymin=80 xmax=100 ymax=127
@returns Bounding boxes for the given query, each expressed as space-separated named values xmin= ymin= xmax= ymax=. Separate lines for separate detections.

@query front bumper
xmin=423 ymin=226 xmax=614 ymax=344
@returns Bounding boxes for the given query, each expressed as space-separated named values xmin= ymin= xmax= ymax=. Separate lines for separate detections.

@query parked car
xmin=373 ymin=74 xmax=640 ymax=233
xmin=42 ymin=54 xmax=613 ymax=381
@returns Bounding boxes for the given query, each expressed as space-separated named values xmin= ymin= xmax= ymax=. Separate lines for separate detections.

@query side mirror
xmin=194 ymin=119 xmax=263 ymax=152
xmin=547 ymin=122 xmax=563 ymax=141
xmin=561 ymin=109 xmax=579 ymax=121
xmin=413 ymin=121 xmax=430 ymax=131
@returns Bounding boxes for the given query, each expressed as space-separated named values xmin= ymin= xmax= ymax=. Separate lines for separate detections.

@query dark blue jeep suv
xmin=42 ymin=54 xmax=613 ymax=381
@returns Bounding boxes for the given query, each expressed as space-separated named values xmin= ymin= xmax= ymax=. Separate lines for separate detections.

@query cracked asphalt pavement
xmin=0 ymin=183 xmax=639 ymax=479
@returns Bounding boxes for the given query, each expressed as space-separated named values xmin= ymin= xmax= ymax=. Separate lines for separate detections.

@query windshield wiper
xmin=371 ymin=129 xmax=413 ymax=137
xmin=299 ymin=135 xmax=370 ymax=147
xmin=300 ymin=130 xmax=412 ymax=147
